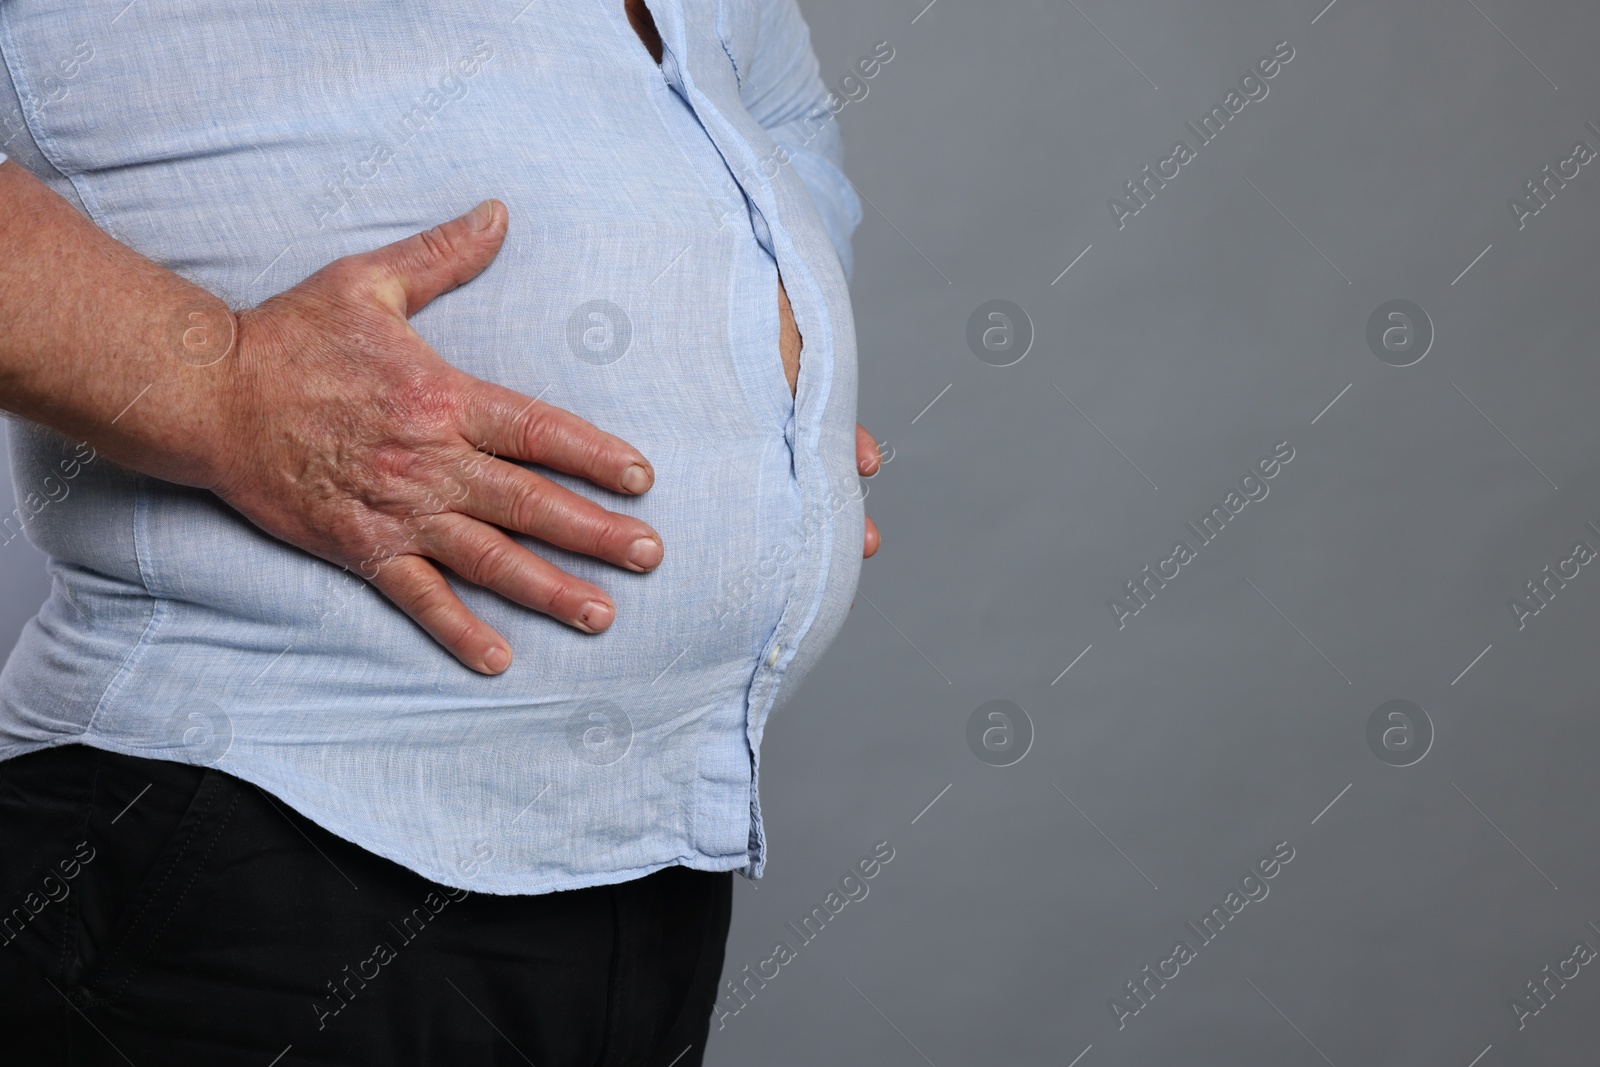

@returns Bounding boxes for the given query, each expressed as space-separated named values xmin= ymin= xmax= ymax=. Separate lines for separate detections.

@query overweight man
xmin=0 ymin=0 xmax=881 ymax=1061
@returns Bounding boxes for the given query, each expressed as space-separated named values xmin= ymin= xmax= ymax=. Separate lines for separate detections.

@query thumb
xmin=358 ymin=199 xmax=508 ymax=318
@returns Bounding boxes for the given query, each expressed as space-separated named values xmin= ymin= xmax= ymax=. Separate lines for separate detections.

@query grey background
xmin=7 ymin=0 xmax=1600 ymax=1063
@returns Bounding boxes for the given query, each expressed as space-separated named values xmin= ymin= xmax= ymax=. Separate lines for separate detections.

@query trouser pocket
xmin=66 ymin=754 xmax=237 ymax=1007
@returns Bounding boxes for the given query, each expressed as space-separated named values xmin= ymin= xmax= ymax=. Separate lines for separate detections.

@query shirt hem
xmin=0 ymin=734 xmax=757 ymax=897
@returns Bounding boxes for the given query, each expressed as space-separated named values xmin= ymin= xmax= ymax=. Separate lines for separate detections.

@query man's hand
xmin=0 ymin=161 xmax=660 ymax=676
xmin=213 ymin=200 xmax=663 ymax=675
xmin=857 ymin=423 xmax=882 ymax=558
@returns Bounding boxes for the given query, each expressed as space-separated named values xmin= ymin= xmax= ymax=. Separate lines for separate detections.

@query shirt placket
xmin=649 ymin=0 xmax=821 ymax=871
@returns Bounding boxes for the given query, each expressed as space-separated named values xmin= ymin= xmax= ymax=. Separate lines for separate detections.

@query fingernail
xmin=483 ymin=645 xmax=510 ymax=673
xmin=620 ymin=464 xmax=652 ymax=494
xmin=465 ymin=199 xmax=496 ymax=231
xmin=577 ymin=600 xmax=614 ymax=632
xmin=628 ymin=537 xmax=662 ymax=570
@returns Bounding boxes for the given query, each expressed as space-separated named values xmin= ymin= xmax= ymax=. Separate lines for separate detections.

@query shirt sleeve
xmin=741 ymin=0 xmax=863 ymax=281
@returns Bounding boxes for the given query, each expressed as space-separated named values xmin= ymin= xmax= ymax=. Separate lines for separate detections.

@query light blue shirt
xmin=0 ymin=0 xmax=864 ymax=894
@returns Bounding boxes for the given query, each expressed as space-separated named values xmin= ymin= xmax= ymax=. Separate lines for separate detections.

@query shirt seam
xmin=82 ymin=475 xmax=168 ymax=739
xmin=0 ymin=7 xmax=117 ymax=228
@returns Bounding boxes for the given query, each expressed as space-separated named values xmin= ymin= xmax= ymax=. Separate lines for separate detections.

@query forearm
xmin=0 ymin=159 xmax=234 ymax=487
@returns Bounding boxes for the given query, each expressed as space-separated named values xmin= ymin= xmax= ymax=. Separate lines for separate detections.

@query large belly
xmin=140 ymin=159 xmax=807 ymax=706
xmin=4 ymin=0 xmax=820 ymax=698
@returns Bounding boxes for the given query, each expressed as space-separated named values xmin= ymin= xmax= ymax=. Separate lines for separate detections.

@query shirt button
xmin=765 ymin=645 xmax=781 ymax=668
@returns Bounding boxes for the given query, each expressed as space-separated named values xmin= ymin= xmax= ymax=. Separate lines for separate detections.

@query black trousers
xmin=0 ymin=744 xmax=733 ymax=1066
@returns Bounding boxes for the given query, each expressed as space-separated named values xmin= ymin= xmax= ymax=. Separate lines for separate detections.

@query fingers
xmin=453 ymin=455 xmax=663 ymax=572
xmin=458 ymin=382 xmax=656 ymax=495
xmin=369 ymin=554 xmax=513 ymax=675
xmin=857 ymin=424 xmax=882 ymax=558
xmin=350 ymin=199 xmax=509 ymax=318
xmin=856 ymin=423 xmax=881 ymax=477
xmin=415 ymin=513 xmax=620 ymax=633
xmin=368 ymin=495 xmax=637 ymax=673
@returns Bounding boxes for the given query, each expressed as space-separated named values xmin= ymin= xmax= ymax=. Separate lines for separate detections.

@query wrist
xmin=176 ymin=295 xmax=254 ymax=496
xmin=110 ymin=284 xmax=248 ymax=492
